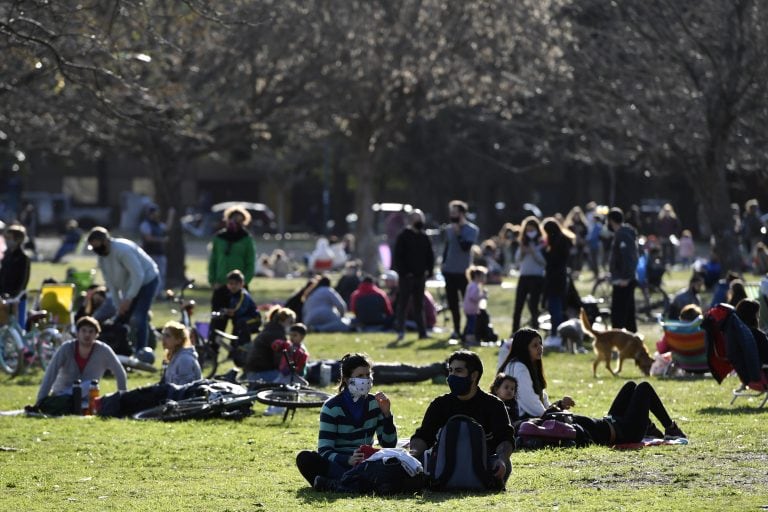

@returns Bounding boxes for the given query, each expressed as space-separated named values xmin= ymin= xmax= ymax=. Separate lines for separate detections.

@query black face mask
xmin=449 ymin=216 xmax=460 ymax=224
xmin=413 ymin=221 xmax=424 ymax=230
xmin=91 ymin=245 xmax=109 ymax=256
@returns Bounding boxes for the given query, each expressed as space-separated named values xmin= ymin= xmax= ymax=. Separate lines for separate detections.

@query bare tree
xmin=556 ymin=0 xmax=768 ymax=270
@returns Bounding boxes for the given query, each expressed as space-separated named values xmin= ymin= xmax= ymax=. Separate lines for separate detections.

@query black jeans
xmin=395 ymin=274 xmax=427 ymax=336
xmin=444 ymin=272 xmax=468 ymax=335
xmin=611 ymin=280 xmax=637 ymax=332
xmin=512 ymin=275 xmax=544 ymax=334
xmin=609 ymin=381 xmax=673 ymax=443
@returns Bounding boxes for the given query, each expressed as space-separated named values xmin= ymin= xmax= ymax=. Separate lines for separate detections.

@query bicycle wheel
xmin=132 ymin=399 xmax=212 ymax=421
xmin=196 ymin=341 xmax=219 ymax=379
xmin=0 ymin=327 xmax=24 ymax=375
xmin=36 ymin=328 xmax=64 ymax=370
xmin=254 ymin=387 xmax=332 ymax=408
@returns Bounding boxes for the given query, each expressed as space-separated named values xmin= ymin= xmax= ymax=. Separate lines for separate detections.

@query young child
xmin=271 ymin=322 xmax=310 ymax=383
xmin=490 ymin=373 xmax=519 ymax=423
xmin=462 ymin=265 xmax=488 ymax=345
xmin=678 ymin=229 xmax=695 ymax=268
xmin=221 ymin=269 xmax=262 ymax=366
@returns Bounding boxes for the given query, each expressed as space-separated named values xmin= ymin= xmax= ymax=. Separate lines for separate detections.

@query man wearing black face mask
xmin=441 ymin=200 xmax=479 ymax=340
xmin=410 ymin=350 xmax=513 ymax=484
xmin=87 ymin=227 xmax=159 ymax=352
xmin=392 ymin=209 xmax=434 ymax=341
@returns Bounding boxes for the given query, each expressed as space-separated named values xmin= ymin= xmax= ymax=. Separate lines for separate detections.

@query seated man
xmin=349 ymin=275 xmax=393 ymax=329
xmin=409 ymin=350 xmax=513 ymax=488
xmin=666 ymin=272 xmax=705 ymax=320
xmin=33 ymin=316 xmax=127 ymax=415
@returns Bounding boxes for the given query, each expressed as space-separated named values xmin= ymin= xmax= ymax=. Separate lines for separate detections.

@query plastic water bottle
xmin=71 ymin=380 xmax=82 ymax=415
xmin=87 ymin=379 xmax=100 ymax=415
xmin=319 ymin=363 xmax=331 ymax=387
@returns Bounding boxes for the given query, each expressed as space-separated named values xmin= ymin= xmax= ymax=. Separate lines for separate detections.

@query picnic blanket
xmin=613 ymin=436 xmax=689 ymax=450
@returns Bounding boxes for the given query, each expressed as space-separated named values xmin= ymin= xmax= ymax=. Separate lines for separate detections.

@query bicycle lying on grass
xmin=131 ymin=381 xmax=331 ymax=422
xmin=131 ymin=350 xmax=331 ymax=422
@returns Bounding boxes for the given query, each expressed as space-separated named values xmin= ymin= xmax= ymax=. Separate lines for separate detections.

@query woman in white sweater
xmin=497 ymin=328 xmax=573 ymax=419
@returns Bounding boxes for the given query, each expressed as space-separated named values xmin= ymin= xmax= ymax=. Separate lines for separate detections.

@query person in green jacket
xmin=208 ymin=205 xmax=256 ymax=334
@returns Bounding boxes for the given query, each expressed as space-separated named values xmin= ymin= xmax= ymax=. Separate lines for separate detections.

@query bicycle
xmin=194 ymin=311 xmax=254 ymax=378
xmin=131 ymin=381 xmax=331 ymax=422
xmin=0 ymin=292 xmax=65 ymax=375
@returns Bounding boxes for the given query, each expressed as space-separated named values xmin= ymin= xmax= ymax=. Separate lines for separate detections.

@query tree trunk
xmin=150 ymin=155 xmax=187 ymax=288
xmin=353 ymin=154 xmax=379 ymax=276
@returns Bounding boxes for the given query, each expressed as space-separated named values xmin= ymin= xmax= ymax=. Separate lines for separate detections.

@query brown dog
xmin=580 ymin=309 xmax=654 ymax=377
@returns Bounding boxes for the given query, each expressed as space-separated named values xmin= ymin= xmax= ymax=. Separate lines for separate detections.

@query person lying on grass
xmin=500 ymin=328 xmax=687 ymax=445
xmin=296 ymin=352 xmax=396 ymax=489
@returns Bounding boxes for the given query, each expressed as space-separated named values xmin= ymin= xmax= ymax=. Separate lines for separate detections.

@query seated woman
xmin=500 ymin=328 xmax=686 ymax=444
xmin=295 ymin=353 xmax=396 ymax=489
xmin=160 ymin=320 xmax=202 ymax=385
xmin=302 ymin=275 xmax=350 ymax=332
xmin=34 ymin=316 xmax=127 ymax=414
xmin=243 ymin=306 xmax=296 ymax=382
xmin=497 ymin=328 xmax=573 ymax=420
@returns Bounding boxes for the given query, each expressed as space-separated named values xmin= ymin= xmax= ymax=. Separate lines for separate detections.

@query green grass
xmin=2 ymin=256 xmax=767 ymax=511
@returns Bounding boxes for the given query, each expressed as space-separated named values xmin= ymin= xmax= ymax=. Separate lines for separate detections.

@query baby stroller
xmin=702 ymin=304 xmax=768 ymax=408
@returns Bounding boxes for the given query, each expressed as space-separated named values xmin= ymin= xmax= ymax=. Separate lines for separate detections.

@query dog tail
xmin=580 ymin=308 xmax=597 ymax=338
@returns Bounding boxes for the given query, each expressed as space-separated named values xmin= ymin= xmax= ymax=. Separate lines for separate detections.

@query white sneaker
xmin=264 ymin=405 xmax=286 ymax=416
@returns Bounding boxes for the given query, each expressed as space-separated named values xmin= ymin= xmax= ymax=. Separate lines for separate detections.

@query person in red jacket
xmin=349 ymin=275 xmax=393 ymax=330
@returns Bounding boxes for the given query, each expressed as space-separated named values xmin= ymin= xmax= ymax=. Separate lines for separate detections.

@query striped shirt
xmin=317 ymin=393 xmax=397 ymax=466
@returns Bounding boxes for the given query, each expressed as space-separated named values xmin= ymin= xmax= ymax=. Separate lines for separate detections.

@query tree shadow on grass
xmin=698 ymin=405 xmax=767 ymax=415
xmin=295 ymin=487 xmax=501 ymax=504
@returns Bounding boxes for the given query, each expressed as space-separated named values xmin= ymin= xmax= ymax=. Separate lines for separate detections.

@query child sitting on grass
xmin=220 ymin=269 xmax=261 ymax=367
xmin=490 ymin=373 xmax=519 ymax=423
xmin=271 ymin=322 xmax=310 ymax=383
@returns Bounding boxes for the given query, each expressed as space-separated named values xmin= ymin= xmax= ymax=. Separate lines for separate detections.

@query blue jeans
xmin=124 ymin=278 xmax=158 ymax=350
xmin=547 ymin=295 xmax=564 ymax=335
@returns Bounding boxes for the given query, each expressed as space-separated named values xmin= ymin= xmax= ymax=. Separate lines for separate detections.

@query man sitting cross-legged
xmin=409 ymin=350 xmax=514 ymax=489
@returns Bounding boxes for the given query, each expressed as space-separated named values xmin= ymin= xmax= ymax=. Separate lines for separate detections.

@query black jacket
xmin=393 ymin=228 xmax=434 ymax=278
xmin=609 ymin=225 xmax=638 ymax=281
xmin=0 ymin=247 xmax=31 ymax=297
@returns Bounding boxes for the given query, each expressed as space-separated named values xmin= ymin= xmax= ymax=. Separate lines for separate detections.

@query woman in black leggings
xmin=569 ymin=381 xmax=686 ymax=445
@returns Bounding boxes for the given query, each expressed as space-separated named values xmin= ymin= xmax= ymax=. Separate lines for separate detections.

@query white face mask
xmin=526 ymin=231 xmax=538 ymax=239
xmin=347 ymin=377 xmax=373 ymax=401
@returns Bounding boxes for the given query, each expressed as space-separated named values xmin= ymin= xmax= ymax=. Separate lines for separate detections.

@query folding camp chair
xmin=37 ymin=283 xmax=76 ymax=335
xmin=658 ymin=317 xmax=709 ymax=375
xmin=730 ymin=365 xmax=768 ymax=408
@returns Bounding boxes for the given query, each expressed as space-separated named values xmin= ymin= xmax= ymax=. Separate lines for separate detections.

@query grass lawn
xmin=1 ymin=255 xmax=767 ymax=511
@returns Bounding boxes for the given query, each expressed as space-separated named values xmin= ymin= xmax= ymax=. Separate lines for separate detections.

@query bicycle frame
xmin=0 ymin=292 xmax=63 ymax=375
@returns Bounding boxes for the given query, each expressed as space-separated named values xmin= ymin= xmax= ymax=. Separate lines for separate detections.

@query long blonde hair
xmin=163 ymin=320 xmax=192 ymax=362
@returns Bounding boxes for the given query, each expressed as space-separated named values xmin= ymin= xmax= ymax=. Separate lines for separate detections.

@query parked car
xmin=181 ymin=201 xmax=277 ymax=237
xmin=20 ymin=192 xmax=113 ymax=231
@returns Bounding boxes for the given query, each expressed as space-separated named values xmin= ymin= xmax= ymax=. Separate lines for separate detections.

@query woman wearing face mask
xmin=207 ymin=205 xmax=255 ymax=333
xmin=512 ymin=216 xmax=546 ymax=335
xmin=295 ymin=353 xmax=396 ymax=488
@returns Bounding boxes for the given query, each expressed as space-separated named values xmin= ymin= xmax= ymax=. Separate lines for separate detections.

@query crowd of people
xmin=5 ymin=195 xmax=768 ymax=495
